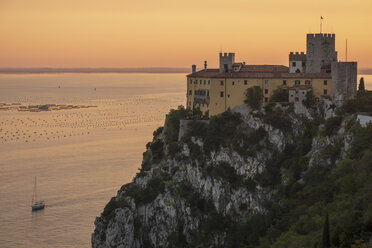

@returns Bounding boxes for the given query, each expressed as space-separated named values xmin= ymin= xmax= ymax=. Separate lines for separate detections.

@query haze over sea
xmin=0 ymin=73 xmax=371 ymax=248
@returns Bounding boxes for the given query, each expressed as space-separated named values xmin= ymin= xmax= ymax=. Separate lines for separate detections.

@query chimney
xmin=204 ymin=61 xmax=207 ymax=72
xmin=192 ymin=65 xmax=196 ymax=73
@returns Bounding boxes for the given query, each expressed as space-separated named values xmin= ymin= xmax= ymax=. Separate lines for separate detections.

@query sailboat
xmin=31 ymin=176 xmax=45 ymax=211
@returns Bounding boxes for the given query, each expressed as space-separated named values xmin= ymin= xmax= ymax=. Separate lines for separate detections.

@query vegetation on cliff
xmin=93 ymin=94 xmax=372 ymax=248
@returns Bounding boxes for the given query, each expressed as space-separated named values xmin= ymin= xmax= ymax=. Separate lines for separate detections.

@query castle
xmin=186 ymin=33 xmax=357 ymax=116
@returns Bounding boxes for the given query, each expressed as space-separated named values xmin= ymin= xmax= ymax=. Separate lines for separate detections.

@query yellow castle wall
xmin=187 ymin=76 xmax=332 ymax=116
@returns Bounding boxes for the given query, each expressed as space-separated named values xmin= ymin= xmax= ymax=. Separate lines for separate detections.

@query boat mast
xmin=35 ymin=176 xmax=37 ymax=203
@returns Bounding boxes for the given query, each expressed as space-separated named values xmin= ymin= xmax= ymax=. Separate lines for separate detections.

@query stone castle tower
xmin=219 ymin=52 xmax=235 ymax=72
xmin=306 ymin=33 xmax=338 ymax=73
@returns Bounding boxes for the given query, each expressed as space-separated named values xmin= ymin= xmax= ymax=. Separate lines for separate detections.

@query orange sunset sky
xmin=1 ymin=0 xmax=372 ymax=68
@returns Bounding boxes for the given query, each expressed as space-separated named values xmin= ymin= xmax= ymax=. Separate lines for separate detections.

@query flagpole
xmin=346 ymin=39 xmax=348 ymax=62
xmin=320 ymin=16 xmax=322 ymax=33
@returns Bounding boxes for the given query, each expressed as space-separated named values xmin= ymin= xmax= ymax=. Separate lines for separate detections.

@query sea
xmin=0 ymin=73 xmax=371 ymax=248
xmin=0 ymin=73 xmax=186 ymax=248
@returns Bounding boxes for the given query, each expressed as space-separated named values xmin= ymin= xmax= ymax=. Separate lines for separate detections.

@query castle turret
xmin=306 ymin=33 xmax=337 ymax=73
xmin=219 ymin=52 xmax=235 ymax=72
xmin=289 ymin=52 xmax=306 ymax=73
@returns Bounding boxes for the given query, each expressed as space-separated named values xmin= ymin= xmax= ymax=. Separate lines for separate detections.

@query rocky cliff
xmin=92 ymin=101 xmax=372 ymax=248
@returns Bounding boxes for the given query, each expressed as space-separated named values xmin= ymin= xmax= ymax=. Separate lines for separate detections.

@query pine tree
xmin=322 ymin=212 xmax=331 ymax=248
xmin=359 ymin=77 xmax=365 ymax=92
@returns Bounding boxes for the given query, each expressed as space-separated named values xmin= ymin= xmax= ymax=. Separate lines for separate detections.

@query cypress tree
xmin=322 ymin=212 xmax=331 ymax=248
xmin=359 ymin=77 xmax=365 ymax=92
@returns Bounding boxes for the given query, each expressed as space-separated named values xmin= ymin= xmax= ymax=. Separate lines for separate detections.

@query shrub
xmin=126 ymin=172 xmax=170 ymax=205
xmin=245 ymin=86 xmax=263 ymax=110
xmin=303 ymin=90 xmax=316 ymax=109
xmin=270 ymin=86 xmax=289 ymax=102
xmin=150 ymin=139 xmax=164 ymax=163
xmin=187 ymin=141 xmax=202 ymax=160
xmin=342 ymin=91 xmax=372 ymax=114
xmin=102 ymin=197 xmax=129 ymax=220
xmin=153 ymin=127 xmax=163 ymax=137
xmin=204 ymin=110 xmax=242 ymax=151
xmin=140 ymin=150 xmax=152 ymax=171
xmin=165 ymin=106 xmax=204 ymax=142
xmin=176 ymin=181 xmax=214 ymax=214
xmin=165 ymin=106 xmax=189 ymax=142
xmin=206 ymin=162 xmax=244 ymax=188
xmin=167 ymin=142 xmax=182 ymax=158
xmin=347 ymin=123 xmax=372 ymax=159
xmin=322 ymin=116 xmax=343 ymax=137
xmin=263 ymin=107 xmax=292 ymax=133
xmin=187 ymin=121 xmax=208 ymax=138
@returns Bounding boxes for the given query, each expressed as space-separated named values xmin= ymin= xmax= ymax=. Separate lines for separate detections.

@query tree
xmin=322 ymin=212 xmax=331 ymax=248
xmin=303 ymin=90 xmax=316 ymax=109
xmin=358 ymin=77 xmax=365 ymax=92
xmin=244 ymin=86 xmax=263 ymax=110
xmin=269 ymin=86 xmax=289 ymax=102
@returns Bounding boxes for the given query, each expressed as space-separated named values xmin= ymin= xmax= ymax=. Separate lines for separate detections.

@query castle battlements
xmin=307 ymin=33 xmax=335 ymax=38
xmin=187 ymin=32 xmax=357 ymax=115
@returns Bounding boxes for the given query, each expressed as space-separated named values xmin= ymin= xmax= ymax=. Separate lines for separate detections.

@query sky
xmin=0 ymin=0 xmax=372 ymax=68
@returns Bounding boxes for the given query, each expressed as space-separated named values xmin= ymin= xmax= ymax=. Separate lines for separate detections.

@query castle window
xmin=324 ymin=89 xmax=328 ymax=95
xmin=305 ymin=80 xmax=311 ymax=85
xmin=264 ymin=89 xmax=269 ymax=94
xmin=200 ymin=80 xmax=202 ymax=84
xmin=264 ymin=80 xmax=269 ymax=86
xmin=207 ymin=90 xmax=209 ymax=96
xmin=264 ymin=97 xmax=268 ymax=102
xmin=232 ymin=81 xmax=235 ymax=86
xmin=204 ymin=80 xmax=206 ymax=84
xmin=302 ymin=61 xmax=306 ymax=67
xmin=227 ymin=94 xmax=230 ymax=98
xmin=283 ymin=80 xmax=287 ymax=85
xmin=295 ymin=97 xmax=299 ymax=102
xmin=208 ymin=80 xmax=210 ymax=85
xmin=324 ymin=80 xmax=328 ymax=86
xmin=189 ymin=90 xmax=192 ymax=95
xmin=190 ymin=79 xmax=192 ymax=84
xmin=220 ymin=81 xmax=224 ymax=86
xmin=189 ymin=101 xmax=191 ymax=106
xmin=295 ymin=80 xmax=300 ymax=85
xmin=292 ymin=62 xmax=296 ymax=67
xmin=220 ymin=91 xmax=224 ymax=97
xmin=194 ymin=80 xmax=197 ymax=84
xmin=244 ymin=80 xmax=248 ymax=85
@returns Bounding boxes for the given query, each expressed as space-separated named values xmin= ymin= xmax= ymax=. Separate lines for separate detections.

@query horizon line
xmin=0 ymin=67 xmax=372 ymax=75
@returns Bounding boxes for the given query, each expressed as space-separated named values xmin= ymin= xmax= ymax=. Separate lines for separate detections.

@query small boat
xmin=31 ymin=176 xmax=45 ymax=211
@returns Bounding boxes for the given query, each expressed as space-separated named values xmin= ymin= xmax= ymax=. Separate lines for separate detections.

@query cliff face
xmin=92 ymin=102 xmax=370 ymax=248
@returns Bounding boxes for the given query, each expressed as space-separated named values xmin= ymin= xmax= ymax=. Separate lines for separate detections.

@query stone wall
xmin=357 ymin=114 xmax=372 ymax=127
xmin=331 ymin=62 xmax=357 ymax=103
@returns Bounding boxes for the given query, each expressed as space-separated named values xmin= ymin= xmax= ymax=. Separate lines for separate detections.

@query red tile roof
xmin=187 ymin=65 xmax=331 ymax=79
xmin=239 ymin=65 xmax=289 ymax=72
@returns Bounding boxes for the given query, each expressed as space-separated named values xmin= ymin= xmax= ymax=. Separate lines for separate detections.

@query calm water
xmin=0 ymin=73 xmax=186 ymax=248
xmin=0 ymin=73 xmax=371 ymax=248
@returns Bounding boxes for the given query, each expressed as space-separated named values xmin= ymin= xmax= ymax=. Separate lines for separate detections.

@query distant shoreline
xmin=0 ymin=68 xmax=190 ymax=74
xmin=0 ymin=67 xmax=371 ymax=75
